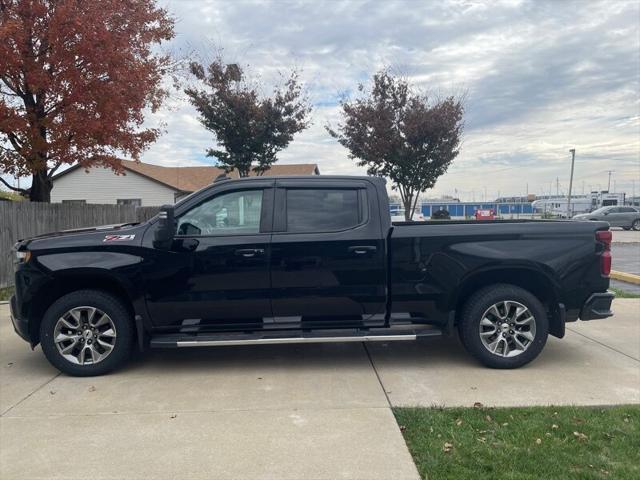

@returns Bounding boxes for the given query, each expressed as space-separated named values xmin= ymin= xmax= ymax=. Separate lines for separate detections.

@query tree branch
xmin=0 ymin=176 xmax=28 ymax=194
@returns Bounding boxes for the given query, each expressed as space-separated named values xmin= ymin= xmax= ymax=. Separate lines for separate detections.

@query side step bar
xmin=150 ymin=326 xmax=442 ymax=349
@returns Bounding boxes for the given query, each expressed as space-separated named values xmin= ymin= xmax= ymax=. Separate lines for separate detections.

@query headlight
xmin=15 ymin=250 xmax=31 ymax=263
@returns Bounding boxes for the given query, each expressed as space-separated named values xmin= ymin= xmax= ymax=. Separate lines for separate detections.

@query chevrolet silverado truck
xmin=10 ymin=175 xmax=615 ymax=376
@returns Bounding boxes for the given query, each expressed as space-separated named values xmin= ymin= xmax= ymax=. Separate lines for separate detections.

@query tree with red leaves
xmin=0 ymin=0 xmax=174 ymax=201
xmin=328 ymin=70 xmax=464 ymax=221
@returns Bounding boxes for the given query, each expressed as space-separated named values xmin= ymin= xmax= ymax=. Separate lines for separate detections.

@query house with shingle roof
xmin=50 ymin=160 xmax=320 ymax=206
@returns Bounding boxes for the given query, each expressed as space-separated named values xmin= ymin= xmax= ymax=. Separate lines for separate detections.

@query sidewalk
xmin=1 ymin=299 xmax=639 ymax=479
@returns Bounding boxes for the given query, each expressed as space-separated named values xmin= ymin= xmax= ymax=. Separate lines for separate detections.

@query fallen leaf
xmin=470 ymin=386 xmax=477 ymax=390
xmin=545 ymin=433 xmax=552 ymax=437
xmin=502 ymin=422 xmax=509 ymax=427
xmin=437 ymin=434 xmax=442 ymax=438
xmin=6 ymin=362 xmax=13 ymax=367
xmin=49 ymin=390 xmax=55 ymax=395
xmin=473 ymin=402 xmax=483 ymax=409
xmin=535 ymin=438 xmax=542 ymax=445
xmin=485 ymin=415 xmax=492 ymax=422
xmin=573 ymin=431 xmax=588 ymax=441
xmin=623 ymin=417 xmax=630 ymax=423
xmin=456 ymin=419 xmax=463 ymax=426
xmin=443 ymin=442 xmax=454 ymax=453
xmin=399 ymin=425 xmax=406 ymax=432
xmin=170 ymin=414 xmax=177 ymax=419
xmin=552 ymin=424 xmax=559 ymax=429
xmin=88 ymin=386 xmax=96 ymax=392
xmin=257 ymin=377 xmax=263 ymax=380
xmin=477 ymin=437 xmax=486 ymax=443
xmin=429 ymin=427 xmax=434 ymax=433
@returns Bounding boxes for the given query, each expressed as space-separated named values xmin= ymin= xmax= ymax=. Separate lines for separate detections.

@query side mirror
xmin=153 ymin=205 xmax=175 ymax=249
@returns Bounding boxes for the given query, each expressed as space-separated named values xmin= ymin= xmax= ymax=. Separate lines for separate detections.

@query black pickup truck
xmin=10 ymin=175 xmax=614 ymax=376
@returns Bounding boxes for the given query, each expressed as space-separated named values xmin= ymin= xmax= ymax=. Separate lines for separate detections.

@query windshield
xmin=590 ymin=207 xmax=612 ymax=215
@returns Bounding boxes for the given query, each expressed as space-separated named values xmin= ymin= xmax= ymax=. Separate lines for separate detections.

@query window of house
xmin=285 ymin=188 xmax=364 ymax=233
xmin=176 ymin=189 xmax=263 ymax=236
xmin=117 ymin=199 xmax=142 ymax=207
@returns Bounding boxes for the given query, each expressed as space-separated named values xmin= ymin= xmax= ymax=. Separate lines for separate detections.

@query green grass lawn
xmin=610 ymin=287 xmax=640 ymax=299
xmin=0 ymin=286 xmax=14 ymax=301
xmin=394 ymin=405 xmax=640 ymax=480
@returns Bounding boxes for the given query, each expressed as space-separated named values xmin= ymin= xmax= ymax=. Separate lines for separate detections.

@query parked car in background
xmin=572 ymin=206 xmax=640 ymax=230
xmin=431 ymin=209 xmax=451 ymax=220
xmin=391 ymin=208 xmax=425 ymax=222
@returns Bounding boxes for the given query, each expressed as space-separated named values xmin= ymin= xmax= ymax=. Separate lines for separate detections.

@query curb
xmin=611 ymin=270 xmax=640 ymax=285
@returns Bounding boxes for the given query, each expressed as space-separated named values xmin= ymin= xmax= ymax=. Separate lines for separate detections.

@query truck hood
xmin=22 ymin=223 xmax=140 ymax=241
xmin=17 ymin=222 xmax=148 ymax=250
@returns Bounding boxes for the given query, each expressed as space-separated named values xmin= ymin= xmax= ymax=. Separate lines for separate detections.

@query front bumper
xmin=579 ymin=291 xmax=615 ymax=320
xmin=9 ymin=294 xmax=31 ymax=343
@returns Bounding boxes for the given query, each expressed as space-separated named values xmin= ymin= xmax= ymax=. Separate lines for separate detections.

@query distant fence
xmin=0 ymin=202 xmax=159 ymax=288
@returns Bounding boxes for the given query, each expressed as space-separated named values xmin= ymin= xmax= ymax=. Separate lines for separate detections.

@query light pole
xmin=607 ymin=170 xmax=614 ymax=192
xmin=567 ymin=149 xmax=576 ymax=218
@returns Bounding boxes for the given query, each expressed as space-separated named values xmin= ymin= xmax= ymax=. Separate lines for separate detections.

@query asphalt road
xmin=613 ymin=244 xmax=640 ymax=275
xmin=1 ymin=299 xmax=638 ymax=479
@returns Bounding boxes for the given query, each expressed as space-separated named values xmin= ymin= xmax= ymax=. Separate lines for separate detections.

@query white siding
xmin=51 ymin=166 xmax=177 ymax=206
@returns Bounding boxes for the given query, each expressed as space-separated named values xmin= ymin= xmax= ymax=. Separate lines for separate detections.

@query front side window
xmin=286 ymin=188 xmax=363 ymax=233
xmin=177 ymin=189 xmax=263 ymax=236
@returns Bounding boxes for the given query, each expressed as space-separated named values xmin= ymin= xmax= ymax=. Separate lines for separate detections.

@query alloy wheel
xmin=478 ymin=300 xmax=536 ymax=357
xmin=53 ymin=306 xmax=117 ymax=365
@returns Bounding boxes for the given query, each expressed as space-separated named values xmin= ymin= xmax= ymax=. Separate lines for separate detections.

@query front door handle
xmin=235 ymin=248 xmax=265 ymax=258
xmin=348 ymin=245 xmax=377 ymax=255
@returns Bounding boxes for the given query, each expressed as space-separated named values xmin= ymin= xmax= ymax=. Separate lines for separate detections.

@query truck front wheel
xmin=40 ymin=290 xmax=134 ymax=376
xmin=458 ymin=284 xmax=549 ymax=368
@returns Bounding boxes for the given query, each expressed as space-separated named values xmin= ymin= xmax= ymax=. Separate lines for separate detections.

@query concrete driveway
xmin=1 ymin=299 xmax=639 ymax=479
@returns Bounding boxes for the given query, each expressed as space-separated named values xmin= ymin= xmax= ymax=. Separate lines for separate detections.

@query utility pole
xmin=567 ymin=149 xmax=576 ymax=218
xmin=556 ymin=177 xmax=559 ymax=196
xmin=607 ymin=170 xmax=614 ymax=192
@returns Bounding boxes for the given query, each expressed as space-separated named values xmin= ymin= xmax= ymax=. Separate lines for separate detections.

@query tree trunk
xmin=403 ymin=196 xmax=413 ymax=221
xmin=29 ymin=170 xmax=53 ymax=202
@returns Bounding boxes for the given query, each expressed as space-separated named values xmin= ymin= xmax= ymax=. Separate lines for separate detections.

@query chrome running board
xmin=150 ymin=326 xmax=442 ymax=348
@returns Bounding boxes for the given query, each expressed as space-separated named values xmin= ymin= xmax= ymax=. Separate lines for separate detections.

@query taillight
xmin=596 ymin=230 xmax=612 ymax=277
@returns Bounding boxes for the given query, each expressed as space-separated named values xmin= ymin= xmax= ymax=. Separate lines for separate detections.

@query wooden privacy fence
xmin=0 ymin=202 xmax=159 ymax=288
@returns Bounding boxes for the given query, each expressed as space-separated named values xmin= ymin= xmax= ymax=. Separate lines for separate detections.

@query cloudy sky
xmin=8 ymin=0 xmax=637 ymax=200
xmin=142 ymin=0 xmax=639 ymax=200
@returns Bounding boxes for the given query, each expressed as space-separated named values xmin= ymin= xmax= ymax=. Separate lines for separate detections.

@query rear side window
xmin=286 ymin=188 xmax=364 ymax=233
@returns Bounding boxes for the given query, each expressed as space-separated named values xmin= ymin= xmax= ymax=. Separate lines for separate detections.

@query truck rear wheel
xmin=40 ymin=290 xmax=134 ymax=376
xmin=458 ymin=284 xmax=548 ymax=368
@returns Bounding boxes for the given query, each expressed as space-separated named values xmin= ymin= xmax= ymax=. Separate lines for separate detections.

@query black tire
xmin=632 ymin=219 xmax=640 ymax=231
xmin=40 ymin=290 xmax=134 ymax=376
xmin=622 ymin=227 xmax=631 ymax=231
xmin=458 ymin=284 xmax=548 ymax=369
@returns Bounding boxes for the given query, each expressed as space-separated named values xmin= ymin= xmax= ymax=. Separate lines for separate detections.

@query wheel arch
xmin=451 ymin=267 xmax=565 ymax=338
xmin=28 ymin=269 xmax=139 ymax=346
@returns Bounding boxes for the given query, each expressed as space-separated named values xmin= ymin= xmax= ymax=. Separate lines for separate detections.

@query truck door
xmin=269 ymin=179 xmax=386 ymax=329
xmin=144 ymin=181 xmax=274 ymax=332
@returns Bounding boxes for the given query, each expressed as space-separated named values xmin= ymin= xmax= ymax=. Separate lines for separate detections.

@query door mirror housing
xmin=153 ymin=205 xmax=175 ymax=249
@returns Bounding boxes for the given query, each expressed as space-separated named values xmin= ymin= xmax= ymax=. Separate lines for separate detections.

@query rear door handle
xmin=234 ymin=248 xmax=265 ymax=258
xmin=348 ymin=245 xmax=377 ymax=255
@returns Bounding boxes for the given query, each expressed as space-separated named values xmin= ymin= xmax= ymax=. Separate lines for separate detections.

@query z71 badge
xmin=103 ymin=234 xmax=136 ymax=242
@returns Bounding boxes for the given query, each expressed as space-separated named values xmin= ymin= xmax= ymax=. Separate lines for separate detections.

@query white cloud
xmin=8 ymin=0 xmax=631 ymax=199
